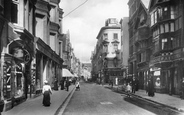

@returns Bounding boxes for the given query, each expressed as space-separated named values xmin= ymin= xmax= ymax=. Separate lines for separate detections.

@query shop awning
xmin=62 ymin=68 xmax=74 ymax=77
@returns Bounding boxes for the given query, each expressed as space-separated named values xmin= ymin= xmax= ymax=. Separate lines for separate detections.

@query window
xmin=151 ymin=13 xmax=154 ymax=26
xmin=158 ymin=8 xmax=163 ymax=20
xmin=170 ymin=23 xmax=174 ymax=32
xmin=103 ymin=44 xmax=108 ymax=53
xmin=160 ymin=24 xmax=164 ymax=33
xmin=175 ymin=17 xmax=182 ymax=31
xmin=173 ymin=35 xmax=180 ymax=48
xmin=162 ymin=38 xmax=168 ymax=50
xmin=179 ymin=17 xmax=182 ymax=29
xmin=113 ymin=44 xmax=118 ymax=51
xmin=170 ymin=6 xmax=175 ymax=19
xmin=154 ymin=40 xmax=159 ymax=53
xmin=113 ymin=33 xmax=118 ymax=40
xmin=165 ymin=23 xmax=169 ymax=32
xmin=104 ymin=33 xmax=108 ymax=40
xmin=50 ymin=33 xmax=56 ymax=51
xmin=11 ymin=1 xmax=18 ymax=23
xmin=154 ymin=11 xmax=157 ymax=24
xmin=170 ymin=37 xmax=173 ymax=49
xmin=50 ymin=6 xmax=56 ymax=22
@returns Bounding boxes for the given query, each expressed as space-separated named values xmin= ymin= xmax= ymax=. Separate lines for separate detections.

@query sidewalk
xmin=105 ymin=84 xmax=184 ymax=113
xmin=1 ymin=85 xmax=76 ymax=115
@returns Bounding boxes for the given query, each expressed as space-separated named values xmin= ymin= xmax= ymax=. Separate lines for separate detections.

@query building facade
xmin=128 ymin=0 xmax=151 ymax=90
xmin=0 ymin=0 xmax=64 ymax=111
xmin=119 ymin=17 xmax=129 ymax=83
xmin=149 ymin=0 xmax=184 ymax=95
xmin=91 ymin=18 xmax=122 ymax=85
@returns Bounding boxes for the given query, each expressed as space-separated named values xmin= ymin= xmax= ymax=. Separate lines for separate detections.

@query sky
xmin=59 ymin=0 xmax=129 ymax=63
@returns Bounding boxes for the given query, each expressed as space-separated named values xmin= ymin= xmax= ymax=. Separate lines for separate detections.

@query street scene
xmin=63 ymin=82 xmax=184 ymax=115
xmin=0 ymin=0 xmax=184 ymax=115
xmin=1 ymin=81 xmax=184 ymax=115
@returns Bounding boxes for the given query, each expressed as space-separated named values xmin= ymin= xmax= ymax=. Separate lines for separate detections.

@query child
xmin=76 ymin=81 xmax=80 ymax=91
xmin=126 ymin=83 xmax=132 ymax=97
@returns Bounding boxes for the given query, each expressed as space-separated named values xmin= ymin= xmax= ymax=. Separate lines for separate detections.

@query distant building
xmin=119 ymin=17 xmax=129 ymax=81
xmin=91 ymin=18 xmax=122 ymax=84
xmin=82 ymin=63 xmax=92 ymax=81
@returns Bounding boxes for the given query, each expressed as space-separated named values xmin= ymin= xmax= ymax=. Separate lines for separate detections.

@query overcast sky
xmin=59 ymin=0 xmax=129 ymax=63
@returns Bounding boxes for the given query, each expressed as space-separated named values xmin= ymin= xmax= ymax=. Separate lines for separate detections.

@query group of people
xmin=126 ymin=76 xmax=155 ymax=97
xmin=42 ymin=78 xmax=80 ymax=107
xmin=126 ymin=77 xmax=139 ymax=97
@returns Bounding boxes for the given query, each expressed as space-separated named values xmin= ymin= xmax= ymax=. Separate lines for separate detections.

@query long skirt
xmin=42 ymin=91 xmax=51 ymax=106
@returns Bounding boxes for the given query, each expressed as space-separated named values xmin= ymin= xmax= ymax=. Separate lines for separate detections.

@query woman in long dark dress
xmin=148 ymin=77 xmax=155 ymax=97
xmin=42 ymin=80 xmax=52 ymax=106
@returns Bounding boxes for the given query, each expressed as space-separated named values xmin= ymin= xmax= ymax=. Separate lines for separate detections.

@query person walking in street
xmin=65 ymin=79 xmax=70 ymax=91
xmin=76 ymin=81 xmax=80 ymax=91
xmin=132 ymin=77 xmax=136 ymax=93
xmin=126 ymin=82 xmax=132 ymax=97
xmin=42 ymin=80 xmax=52 ymax=106
xmin=60 ymin=78 xmax=65 ymax=90
xmin=148 ymin=77 xmax=155 ymax=97
xmin=181 ymin=77 xmax=184 ymax=99
xmin=53 ymin=78 xmax=58 ymax=90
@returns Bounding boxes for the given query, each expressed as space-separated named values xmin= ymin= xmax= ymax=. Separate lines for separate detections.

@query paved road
xmin=62 ymin=82 xmax=181 ymax=115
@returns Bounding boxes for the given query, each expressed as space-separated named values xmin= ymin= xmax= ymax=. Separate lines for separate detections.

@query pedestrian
xmin=53 ymin=78 xmax=58 ymax=90
xmin=76 ymin=81 xmax=80 ymax=91
xmin=65 ymin=79 xmax=70 ymax=91
xmin=126 ymin=82 xmax=132 ymax=97
xmin=181 ymin=77 xmax=184 ymax=99
xmin=60 ymin=78 xmax=65 ymax=90
xmin=42 ymin=80 xmax=52 ymax=106
xmin=148 ymin=77 xmax=155 ymax=97
xmin=132 ymin=77 xmax=136 ymax=93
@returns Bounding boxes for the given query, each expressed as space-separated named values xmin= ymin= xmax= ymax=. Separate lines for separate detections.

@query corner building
xmin=149 ymin=0 xmax=184 ymax=95
xmin=95 ymin=18 xmax=122 ymax=85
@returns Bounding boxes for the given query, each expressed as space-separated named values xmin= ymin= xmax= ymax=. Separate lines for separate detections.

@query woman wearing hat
xmin=42 ymin=80 xmax=52 ymax=106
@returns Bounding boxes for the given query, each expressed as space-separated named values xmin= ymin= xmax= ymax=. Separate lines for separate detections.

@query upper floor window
xmin=103 ymin=33 xmax=108 ymax=40
xmin=11 ymin=0 xmax=19 ymax=24
xmin=103 ymin=44 xmax=108 ymax=53
xmin=175 ymin=17 xmax=182 ymax=31
xmin=50 ymin=5 xmax=56 ymax=22
xmin=113 ymin=33 xmax=118 ymax=40
xmin=151 ymin=6 xmax=174 ymax=26
xmin=162 ymin=38 xmax=168 ymax=50
xmin=113 ymin=43 xmax=118 ymax=51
